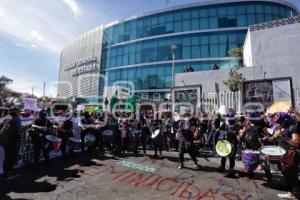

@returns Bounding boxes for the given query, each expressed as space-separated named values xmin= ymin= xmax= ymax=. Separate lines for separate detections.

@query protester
xmin=217 ymin=114 xmax=238 ymax=177
xmin=3 ymin=107 xmax=22 ymax=180
xmin=0 ymin=107 xmax=8 ymax=176
xmin=177 ymin=114 xmax=201 ymax=169
xmin=58 ymin=113 xmax=73 ymax=160
xmin=31 ymin=110 xmax=52 ymax=166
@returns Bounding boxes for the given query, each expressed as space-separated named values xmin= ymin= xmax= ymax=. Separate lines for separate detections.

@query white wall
xmin=243 ymin=31 xmax=252 ymax=67
xmin=176 ymin=18 xmax=300 ymax=107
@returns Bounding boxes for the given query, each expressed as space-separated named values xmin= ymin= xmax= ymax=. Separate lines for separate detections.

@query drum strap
xmin=282 ymin=147 xmax=296 ymax=171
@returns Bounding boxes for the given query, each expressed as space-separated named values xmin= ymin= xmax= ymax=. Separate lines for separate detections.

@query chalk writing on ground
xmin=118 ymin=160 xmax=156 ymax=173
xmin=56 ymin=185 xmax=88 ymax=200
xmin=94 ymin=165 xmax=258 ymax=200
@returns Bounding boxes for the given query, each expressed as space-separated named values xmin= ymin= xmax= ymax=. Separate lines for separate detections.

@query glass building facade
xmin=99 ymin=0 xmax=297 ymax=100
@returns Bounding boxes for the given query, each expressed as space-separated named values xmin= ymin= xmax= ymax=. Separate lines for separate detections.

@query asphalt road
xmin=0 ymin=150 xmax=290 ymax=200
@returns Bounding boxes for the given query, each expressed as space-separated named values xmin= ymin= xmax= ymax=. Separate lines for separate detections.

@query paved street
xmin=0 ymin=150 xmax=290 ymax=200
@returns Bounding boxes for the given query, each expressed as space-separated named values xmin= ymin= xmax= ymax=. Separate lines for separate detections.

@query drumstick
xmin=32 ymin=124 xmax=47 ymax=130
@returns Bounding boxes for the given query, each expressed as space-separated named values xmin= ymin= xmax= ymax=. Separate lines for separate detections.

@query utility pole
xmin=32 ymin=87 xmax=35 ymax=97
xmin=43 ymin=82 xmax=46 ymax=108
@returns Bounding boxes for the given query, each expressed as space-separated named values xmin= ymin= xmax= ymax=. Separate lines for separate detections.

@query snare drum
xmin=68 ymin=137 xmax=81 ymax=151
xmin=241 ymin=149 xmax=261 ymax=173
xmin=259 ymin=146 xmax=286 ymax=161
xmin=216 ymin=140 xmax=234 ymax=157
xmin=85 ymin=134 xmax=96 ymax=147
xmin=45 ymin=135 xmax=62 ymax=151
xmin=259 ymin=146 xmax=286 ymax=173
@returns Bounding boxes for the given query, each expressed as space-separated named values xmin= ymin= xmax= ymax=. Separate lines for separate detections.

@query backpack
xmin=0 ymin=119 xmax=11 ymax=146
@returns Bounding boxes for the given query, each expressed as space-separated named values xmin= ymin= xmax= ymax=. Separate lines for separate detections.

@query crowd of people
xmin=0 ymin=106 xmax=299 ymax=199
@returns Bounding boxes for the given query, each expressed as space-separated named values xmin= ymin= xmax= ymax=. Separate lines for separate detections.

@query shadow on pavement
xmin=0 ymin=153 xmax=107 ymax=198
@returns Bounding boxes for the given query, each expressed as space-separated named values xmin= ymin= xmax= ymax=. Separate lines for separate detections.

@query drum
xmin=45 ymin=135 xmax=62 ymax=151
xmin=151 ymin=129 xmax=162 ymax=146
xmin=259 ymin=146 xmax=287 ymax=172
xmin=102 ymin=129 xmax=114 ymax=143
xmin=259 ymin=146 xmax=286 ymax=161
xmin=85 ymin=134 xmax=96 ymax=147
xmin=216 ymin=140 xmax=234 ymax=157
xmin=68 ymin=137 xmax=81 ymax=151
xmin=241 ymin=149 xmax=261 ymax=173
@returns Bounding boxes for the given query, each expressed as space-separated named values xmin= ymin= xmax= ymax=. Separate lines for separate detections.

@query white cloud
xmin=61 ymin=0 xmax=82 ymax=16
xmin=0 ymin=1 xmax=77 ymax=54
xmin=30 ymin=30 xmax=45 ymax=42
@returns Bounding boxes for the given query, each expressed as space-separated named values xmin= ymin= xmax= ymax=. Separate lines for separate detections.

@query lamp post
xmin=31 ymin=87 xmax=35 ymax=97
xmin=43 ymin=82 xmax=46 ymax=108
xmin=171 ymin=44 xmax=177 ymax=113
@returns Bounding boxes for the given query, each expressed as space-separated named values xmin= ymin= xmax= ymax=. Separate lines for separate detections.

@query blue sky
xmin=0 ymin=0 xmax=299 ymax=97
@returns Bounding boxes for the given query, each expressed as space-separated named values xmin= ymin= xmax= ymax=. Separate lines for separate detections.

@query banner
xmin=243 ymin=78 xmax=293 ymax=110
xmin=23 ymin=97 xmax=38 ymax=111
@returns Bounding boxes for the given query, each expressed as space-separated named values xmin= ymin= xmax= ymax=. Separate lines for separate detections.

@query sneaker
xmin=177 ymin=165 xmax=184 ymax=169
xmin=277 ymin=193 xmax=295 ymax=199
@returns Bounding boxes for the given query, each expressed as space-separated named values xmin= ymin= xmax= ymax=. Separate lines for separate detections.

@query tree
xmin=0 ymin=75 xmax=13 ymax=106
xmin=223 ymin=68 xmax=245 ymax=92
xmin=228 ymin=46 xmax=243 ymax=67
xmin=223 ymin=68 xmax=245 ymax=110
xmin=0 ymin=75 xmax=12 ymax=91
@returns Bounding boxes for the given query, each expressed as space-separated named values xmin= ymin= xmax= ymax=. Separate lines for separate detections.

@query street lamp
xmin=171 ymin=44 xmax=177 ymax=113
xmin=32 ymin=87 xmax=35 ymax=97
xmin=43 ymin=82 xmax=46 ymax=108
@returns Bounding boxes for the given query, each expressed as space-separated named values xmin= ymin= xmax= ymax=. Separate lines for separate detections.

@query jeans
xmin=203 ymin=132 xmax=216 ymax=152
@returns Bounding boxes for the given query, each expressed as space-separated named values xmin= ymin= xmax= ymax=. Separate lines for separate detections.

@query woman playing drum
xmin=268 ymin=108 xmax=300 ymax=199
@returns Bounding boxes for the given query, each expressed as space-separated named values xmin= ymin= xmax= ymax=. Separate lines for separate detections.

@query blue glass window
xmin=182 ymin=20 xmax=191 ymax=31
xmin=166 ymin=13 xmax=173 ymax=22
xmin=192 ymin=46 xmax=201 ymax=58
xmin=218 ymin=7 xmax=226 ymax=16
xmin=273 ymin=6 xmax=280 ymax=16
xmin=174 ymin=12 xmax=182 ymax=21
xmin=209 ymin=17 xmax=218 ymax=28
xmin=219 ymin=44 xmax=227 ymax=57
xmin=200 ymin=45 xmax=209 ymax=57
xmin=200 ymin=35 xmax=209 ymax=44
xmin=247 ymin=15 xmax=255 ymax=25
xmin=174 ymin=21 xmax=182 ymax=32
xmin=191 ymin=9 xmax=199 ymax=18
xmin=247 ymin=5 xmax=255 ymax=14
xmin=226 ymin=6 xmax=236 ymax=15
xmin=209 ymin=8 xmax=217 ymax=16
xmin=191 ymin=19 xmax=200 ymax=30
xmin=182 ymin=10 xmax=190 ymax=20
xmin=236 ymin=5 xmax=246 ymax=14
xmin=200 ymin=18 xmax=208 ymax=29
xmin=199 ymin=8 xmax=208 ymax=17
xmin=237 ymin=15 xmax=247 ymax=26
